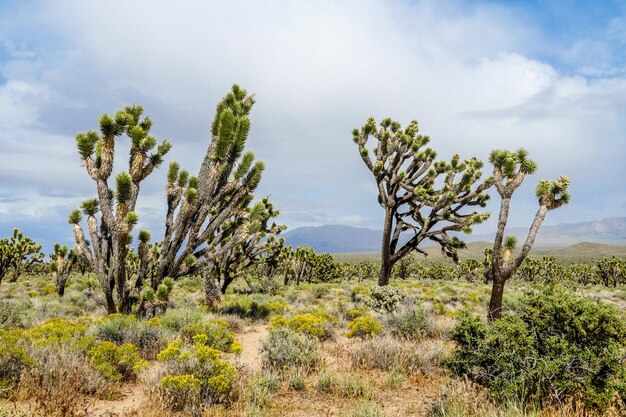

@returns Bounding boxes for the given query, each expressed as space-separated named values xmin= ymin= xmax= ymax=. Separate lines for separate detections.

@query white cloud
xmin=0 ymin=0 xmax=624 ymax=248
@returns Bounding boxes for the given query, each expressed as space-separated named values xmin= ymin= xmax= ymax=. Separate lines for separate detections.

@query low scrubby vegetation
xmin=0 ymin=257 xmax=623 ymax=416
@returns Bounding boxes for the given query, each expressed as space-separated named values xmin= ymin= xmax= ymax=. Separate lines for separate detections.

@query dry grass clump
xmin=350 ymin=335 xmax=443 ymax=374
xmin=425 ymin=379 xmax=622 ymax=417
xmin=17 ymin=346 xmax=107 ymax=417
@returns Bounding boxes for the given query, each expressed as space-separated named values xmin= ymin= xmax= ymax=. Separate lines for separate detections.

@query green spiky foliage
xmin=487 ymin=149 xmax=571 ymax=321
xmin=281 ymin=246 xmax=317 ymax=286
xmin=595 ymin=257 xmax=624 ymax=287
xmin=1 ymin=229 xmax=44 ymax=283
xmin=70 ymin=105 xmax=171 ymax=314
xmin=49 ymin=243 xmax=78 ymax=297
xmin=353 ymin=117 xmax=492 ymax=285
xmin=150 ymin=85 xmax=270 ymax=297
xmin=200 ymin=197 xmax=285 ymax=306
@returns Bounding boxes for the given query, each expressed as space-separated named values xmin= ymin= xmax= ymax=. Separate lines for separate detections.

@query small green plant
xmin=156 ymin=335 xmax=238 ymax=410
xmin=347 ymin=315 xmax=383 ymax=339
xmin=270 ymin=312 xmax=334 ymax=340
xmin=384 ymin=304 xmax=432 ymax=340
xmin=260 ymin=327 xmax=319 ymax=372
xmin=87 ymin=341 xmax=147 ymax=382
xmin=288 ymin=370 xmax=306 ymax=391
xmin=366 ymin=286 xmax=406 ymax=313
xmin=344 ymin=401 xmax=385 ymax=417
xmin=316 ymin=370 xmax=334 ymax=392
xmin=337 ymin=375 xmax=371 ymax=399
xmin=180 ymin=319 xmax=242 ymax=353
xmin=385 ymin=370 xmax=408 ymax=388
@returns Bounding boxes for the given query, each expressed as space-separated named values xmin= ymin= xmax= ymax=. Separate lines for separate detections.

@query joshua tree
xmin=487 ymin=149 xmax=570 ymax=321
xmin=0 ymin=229 xmax=44 ymax=283
xmin=145 ymin=85 xmax=267 ymax=293
xmin=50 ymin=244 xmax=78 ymax=297
xmin=201 ymin=197 xmax=284 ymax=305
xmin=282 ymin=246 xmax=316 ymax=285
xmin=596 ymin=257 xmax=624 ymax=287
xmin=353 ymin=117 xmax=492 ymax=285
xmin=69 ymin=105 xmax=171 ymax=313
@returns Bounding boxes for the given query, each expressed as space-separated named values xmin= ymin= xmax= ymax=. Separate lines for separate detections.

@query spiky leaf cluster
xmin=157 ymin=85 xmax=270 ymax=285
xmin=353 ymin=116 xmax=492 ymax=267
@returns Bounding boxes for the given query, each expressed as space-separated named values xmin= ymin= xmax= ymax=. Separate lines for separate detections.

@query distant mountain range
xmin=282 ymin=217 xmax=626 ymax=254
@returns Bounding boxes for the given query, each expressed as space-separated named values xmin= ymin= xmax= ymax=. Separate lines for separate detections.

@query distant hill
xmin=281 ymin=225 xmax=382 ymax=253
xmin=283 ymin=217 xmax=626 ymax=254
xmin=470 ymin=217 xmax=626 ymax=247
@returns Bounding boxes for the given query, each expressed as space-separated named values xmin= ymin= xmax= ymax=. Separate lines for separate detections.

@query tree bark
xmin=204 ymin=272 xmax=222 ymax=308
xmin=487 ymin=277 xmax=506 ymax=321
xmin=378 ymin=208 xmax=394 ymax=286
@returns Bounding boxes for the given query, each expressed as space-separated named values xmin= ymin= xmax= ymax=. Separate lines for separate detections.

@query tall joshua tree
xmin=487 ymin=149 xmax=570 ymax=321
xmin=204 ymin=197 xmax=284 ymax=306
xmin=70 ymin=105 xmax=171 ymax=313
xmin=147 ymin=85 xmax=267 ymax=292
xmin=353 ymin=117 xmax=492 ymax=286
xmin=50 ymin=244 xmax=78 ymax=297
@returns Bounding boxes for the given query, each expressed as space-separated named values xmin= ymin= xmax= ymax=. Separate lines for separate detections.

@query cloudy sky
xmin=1 ymin=0 xmax=625 ymax=249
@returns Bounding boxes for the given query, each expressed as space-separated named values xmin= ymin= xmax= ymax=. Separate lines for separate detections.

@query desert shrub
xmin=316 ymin=370 xmax=334 ymax=392
xmin=311 ymin=284 xmax=332 ymax=299
xmin=156 ymin=335 xmax=238 ymax=412
xmin=91 ymin=314 xmax=164 ymax=359
xmin=288 ymin=370 xmax=305 ymax=391
xmin=366 ymin=286 xmax=406 ymax=313
xmin=337 ymin=375 xmax=371 ymax=399
xmin=385 ymin=370 xmax=408 ymax=388
xmin=0 ymin=330 xmax=30 ymax=397
xmin=446 ymin=289 xmax=626 ymax=410
xmin=0 ymin=405 xmax=29 ymax=417
xmin=344 ymin=401 xmax=385 ymax=417
xmin=351 ymin=336 xmax=441 ymax=373
xmin=270 ymin=312 xmax=334 ymax=340
xmin=180 ymin=319 xmax=242 ymax=353
xmin=24 ymin=317 xmax=90 ymax=345
xmin=91 ymin=314 xmax=135 ymax=345
xmin=346 ymin=315 xmax=383 ymax=339
xmin=260 ymin=327 xmax=319 ymax=372
xmin=87 ymin=341 xmax=147 ymax=382
xmin=218 ymin=297 xmax=275 ymax=320
xmin=0 ymin=300 xmax=30 ymax=330
xmin=351 ymin=284 xmax=371 ymax=303
xmin=383 ymin=304 xmax=433 ymax=340
xmin=154 ymin=307 xmax=205 ymax=331
xmin=18 ymin=345 xmax=105 ymax=417
xmin=245 ymin=372 xmax=279 ymax=410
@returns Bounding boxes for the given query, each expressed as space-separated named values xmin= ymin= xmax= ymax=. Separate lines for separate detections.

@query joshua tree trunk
xmin=486 ymin=149 xmax=570 ymax=321
xmin=354 ymin=117 xmax=492 ymax=287
xmin=204 ymin=271 xmax=222 ymax=308
xmin=379 ymin=208 xmax=394 ymax=285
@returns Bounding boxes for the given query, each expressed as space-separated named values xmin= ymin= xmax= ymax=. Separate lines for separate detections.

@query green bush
xmin=180 ymin=319 xmax=242 ymax=353
xmin=446 ymin=289 xmax=626 ymax=410
xmin=260 ymin=327 xmax=319 ymax=372
xmin=0 ymin=300 xmax=30 ymax=330
xmin=87 ymin=341 xmax=147 ymax=382
xmin=270 ymin=312 xmax=334 ymax=340
xmin=156 ymin=335 xmax=238 ymax=411
xmin=91 ymin=314 xmax=164 ymax=359
xmin=383 ymin=304 xmax=432 ymax=340
xmin=366 ymin=286 xmax=406 ymax=313
xmin=346 ymin=315 xmax=383 ymax=339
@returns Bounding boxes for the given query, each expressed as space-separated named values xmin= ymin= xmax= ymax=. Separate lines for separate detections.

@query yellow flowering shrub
xmin=157 ymin=333 xmax=238 ymax=409
xmin=347 ymin=315 xmax=383 ymax=339
xmin=87 ymin=341 xmax=147 ymax=382
xmin=270 ymin=312 xmax=334 ymax=340
xmin=180 ymin=319 xmax=241 ymax=353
